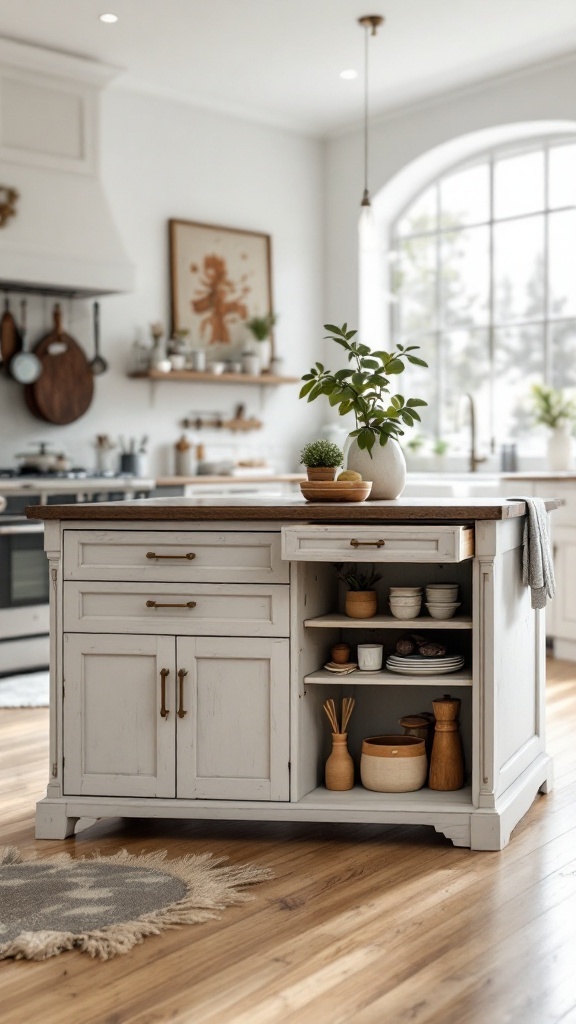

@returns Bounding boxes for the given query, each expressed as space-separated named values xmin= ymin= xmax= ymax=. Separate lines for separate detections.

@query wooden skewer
xmin=341 ymin=696 xmax=355 ymax=734
xmin=322 ymin=700 xmax=339 ymax=734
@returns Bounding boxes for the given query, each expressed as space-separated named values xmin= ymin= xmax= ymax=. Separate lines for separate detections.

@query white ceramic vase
xmin=547 ymin=424 xmax=573 ymax=471
xmin=345 ymin=436 xmax=406 ymax=499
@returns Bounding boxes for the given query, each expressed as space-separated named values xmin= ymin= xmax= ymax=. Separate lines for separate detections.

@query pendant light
xmin=358 ymin=14 xmax=383 ymax=253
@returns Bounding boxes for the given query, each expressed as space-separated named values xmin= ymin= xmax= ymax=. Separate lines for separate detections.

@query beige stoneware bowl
xmin=425 ymin=601 xmax=461 ymax=620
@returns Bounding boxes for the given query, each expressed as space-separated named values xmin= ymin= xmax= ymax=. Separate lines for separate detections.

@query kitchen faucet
xmin=461 ymin=393 xmax=487 ymax=473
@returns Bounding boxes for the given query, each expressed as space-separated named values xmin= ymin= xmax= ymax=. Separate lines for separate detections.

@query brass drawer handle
xmin=146 ymin=551 xmax=196 ymax=560
xmin=177 ymin=669 xmax=188 ymax=718
xmin=146 ymin=600 xmax=197 ymax=609
xmin=350 ymin=539 xmax=385 ymax=548
xmin=160 ymin=668 xmax=170 ymax=719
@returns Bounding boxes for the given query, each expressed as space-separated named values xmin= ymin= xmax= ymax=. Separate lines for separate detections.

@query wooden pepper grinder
xmin=429 ymin=694 xmax=464 ymax=791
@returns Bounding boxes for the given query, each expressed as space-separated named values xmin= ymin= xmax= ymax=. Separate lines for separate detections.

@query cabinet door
xmin=176 ymin=636 xmax=290 ymax=801
xmin=63 ymin=633 xmax=176 ymax=798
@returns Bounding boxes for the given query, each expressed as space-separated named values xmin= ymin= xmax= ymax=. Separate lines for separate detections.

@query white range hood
xmin=0 ymin=38 xmax=134 ymax=297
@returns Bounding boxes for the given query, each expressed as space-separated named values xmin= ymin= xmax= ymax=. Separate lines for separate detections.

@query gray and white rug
xmin=0 ymin=671 xmax=49 ymax=708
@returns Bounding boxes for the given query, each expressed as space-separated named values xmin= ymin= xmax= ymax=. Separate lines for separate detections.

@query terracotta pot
xmin=325 ymin=733 xmax=354 ymax=791
xmin=331 ymin=643 xmax=351 ymax=664
xmin=306 ymin=466 xmax=337 ymax=481
xmin=345 ymin=590 xmax=377 ymax=618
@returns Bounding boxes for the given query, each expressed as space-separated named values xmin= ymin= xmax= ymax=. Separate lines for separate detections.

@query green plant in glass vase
xmin=300 ymin=323 xmax=428 ymax=499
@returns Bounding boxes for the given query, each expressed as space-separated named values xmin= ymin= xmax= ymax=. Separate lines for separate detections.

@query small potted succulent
xmin=334 ymin=563 xmax=382 ymax=619
xmin=245 ymin=312 xmax=277 ymax=372
xmin=300 ymin=439 xmax=344 ymax=481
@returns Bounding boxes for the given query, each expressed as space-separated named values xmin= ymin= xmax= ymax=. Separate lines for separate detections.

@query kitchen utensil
xmin=89 ymin=302 xmax=108 ymax=375
xmin=10 ymin=301 xmax=42 ymax=385
xmin=29 ymin=304 xmax=94 ymax=425
xmin=425 ymin=584 xmax=459 ymax=602
xmin=429 ymin=695 xmax=465 ymax=791
xmin=425 ymin=601 xmax=461 ymax=619
xmin=0 ymin=297 xmax=22 ymax=368
xmin=15 ymin=442 xmax=60 ymax=474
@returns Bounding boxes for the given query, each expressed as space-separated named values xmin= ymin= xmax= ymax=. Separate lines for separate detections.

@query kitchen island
xmin=29 ymin=495 xmax=559 ymax=850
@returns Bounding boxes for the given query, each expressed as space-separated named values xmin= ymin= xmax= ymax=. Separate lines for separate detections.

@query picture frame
xmin=169 ymin=219 xmax=273 ymax=353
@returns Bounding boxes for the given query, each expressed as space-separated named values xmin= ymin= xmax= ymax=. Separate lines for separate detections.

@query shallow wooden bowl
xmin=300 ymin=480 xmax=372 ymax=502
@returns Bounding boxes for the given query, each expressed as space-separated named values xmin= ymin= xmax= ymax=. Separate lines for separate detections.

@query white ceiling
xmin=0 ymin=0 xmax=576 ymax=135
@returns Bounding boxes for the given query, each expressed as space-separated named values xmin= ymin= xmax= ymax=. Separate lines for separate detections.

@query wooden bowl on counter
xmin=300 ymin=480 xmax=372 ymax=502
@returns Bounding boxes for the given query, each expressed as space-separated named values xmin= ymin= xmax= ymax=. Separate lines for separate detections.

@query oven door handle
xmin=0 ymin=523 xmax=45 ymax=535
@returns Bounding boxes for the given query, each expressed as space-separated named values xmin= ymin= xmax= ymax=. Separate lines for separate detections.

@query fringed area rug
xmin=0 ymin=846 xmax=273 ymax=961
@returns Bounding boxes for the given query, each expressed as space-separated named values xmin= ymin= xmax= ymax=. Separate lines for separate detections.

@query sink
xmin=403 ymin=474 xmax=502 ymax=499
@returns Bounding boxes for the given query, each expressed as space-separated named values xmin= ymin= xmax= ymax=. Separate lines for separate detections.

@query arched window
xmin=390 ymin=137 xmax=576 ymax=458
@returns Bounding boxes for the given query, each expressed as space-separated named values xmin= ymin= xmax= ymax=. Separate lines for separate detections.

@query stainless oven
xmin=0 ymin=516 xmax=50 ymax=675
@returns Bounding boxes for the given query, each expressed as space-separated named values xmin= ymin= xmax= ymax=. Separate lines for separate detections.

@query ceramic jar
xmin=360 ymin=735 xmax=427 ymax=793
xmin=325 ymin=733 xmax=354 ymax=791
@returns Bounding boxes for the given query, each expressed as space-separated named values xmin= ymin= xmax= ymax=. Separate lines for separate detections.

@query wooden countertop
xmin=27 ymin=495 xmax=561 ymax=522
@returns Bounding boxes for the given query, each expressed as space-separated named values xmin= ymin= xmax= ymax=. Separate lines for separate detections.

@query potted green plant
xmin=300 ymin=439 xmax=344 ymax=481
xmin=530 ymin=383 xmax=576 ymax=471
xmin=334 ymin=563 xmax=382 ymax=618
xmin=245 ymin=312 xmax=277 ymax=372
xmin=300 ymin=323 xmax=427 ymax=499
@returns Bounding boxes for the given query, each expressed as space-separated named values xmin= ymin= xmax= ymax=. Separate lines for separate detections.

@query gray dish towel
xmin=507 ymin=497 xmax=556 ymax=609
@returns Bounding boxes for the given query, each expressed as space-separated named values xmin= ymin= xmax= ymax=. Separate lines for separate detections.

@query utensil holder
xmin=325 ymin=733 xmax=354 ymax=791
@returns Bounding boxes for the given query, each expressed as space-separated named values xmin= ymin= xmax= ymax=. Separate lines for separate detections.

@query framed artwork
xmin=169 ymin=219 xmax=273 ymax=350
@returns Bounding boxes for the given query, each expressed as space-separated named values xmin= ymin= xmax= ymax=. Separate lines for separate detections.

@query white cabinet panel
xmin=64 ymin=530 xmax=288 ymax=584
xmin=63 ymin=633 xmax=175 ymax=798
xmin=176 ymin=637 xmax=290 ymax=802
xmin=63 ymin=581 xmax=289 ymax=637
xmin=282 ymin=525 xmax=474 ymax=563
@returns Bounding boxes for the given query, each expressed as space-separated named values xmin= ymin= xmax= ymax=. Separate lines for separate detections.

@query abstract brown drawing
xmin=191 ymin=254 xmax=249 ymax=344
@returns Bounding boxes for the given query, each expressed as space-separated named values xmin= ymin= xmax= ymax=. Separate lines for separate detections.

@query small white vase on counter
xmin=547 ymin=424 xmax=573 ymax=471
xmin=345 ymin=436 xmax=406 ymax=499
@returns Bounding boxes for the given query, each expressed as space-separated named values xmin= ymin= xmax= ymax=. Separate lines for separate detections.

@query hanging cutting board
xmin=0 ymin=298 xmax=22 ymax=368
xmin=29 ymin=304 xmax=94 ymax=425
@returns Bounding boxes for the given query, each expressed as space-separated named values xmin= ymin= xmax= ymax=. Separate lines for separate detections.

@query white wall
xmin=0 ymin=86 xmax=326 ymax=476
xmin=326 ymin=53 xmax=576 ymax=334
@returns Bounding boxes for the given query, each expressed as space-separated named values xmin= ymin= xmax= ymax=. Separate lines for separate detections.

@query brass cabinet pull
xmin=177 ymin=669 xmax=188 ymax=718
xmin=350 ymin=538 xmax=385 ymax=548
xmin=160 ymin=668 xmax=170 ymax=719
xmin=146 ymin=551 xmax=196 ymax=560
xmin=146 ymin=600 xmax=197 ymax=609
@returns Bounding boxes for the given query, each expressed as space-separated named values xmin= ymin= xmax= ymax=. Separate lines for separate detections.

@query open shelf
xmin=304 ymin=667 xmax=473 ymax=686
xmin=128 ymin=369 xmax=300 ymax=385
xmin=304 ymin=613 xmax=473 ymax=630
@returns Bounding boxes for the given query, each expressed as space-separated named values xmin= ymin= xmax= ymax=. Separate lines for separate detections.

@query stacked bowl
xmin=425 ymin=583 xmax=460 ymax=620
xmin=389 ymin=586 xmax=422 ymax=620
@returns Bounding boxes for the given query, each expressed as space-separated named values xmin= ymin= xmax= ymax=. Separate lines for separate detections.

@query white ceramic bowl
xmin=389 ymin=596 xmax=422 ymax=606
xmin=425 ymin=601 xmax=461 ymax=620
xmin=425 ymin=584 xmax=459 ymax=601
xmin=389 ymin=587 xmax=423 ymax=596
xmin=389 ymin=606 xmax=422 ymax=620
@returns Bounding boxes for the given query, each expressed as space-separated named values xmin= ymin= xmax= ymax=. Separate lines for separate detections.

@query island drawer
xmin=281 ymin=524 xmax=474 ymax=563
xmin=63 ymin=530 xmax=288 ymax=584
xmin=63 ymin=581 xmax=290 ymax=637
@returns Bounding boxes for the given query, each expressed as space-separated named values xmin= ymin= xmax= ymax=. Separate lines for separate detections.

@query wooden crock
xmin=360 ymin=734 xmax=427 ymax=793
xmin=345 ymin=590 xmax=377 ymax=618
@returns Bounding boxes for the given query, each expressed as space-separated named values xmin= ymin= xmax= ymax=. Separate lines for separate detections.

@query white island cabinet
xmin=29 ymin=495 xmax=559 ymax=851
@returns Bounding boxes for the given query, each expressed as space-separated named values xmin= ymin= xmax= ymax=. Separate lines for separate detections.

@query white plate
xmin=387 ymin=658 xmax=463 ymax=667
xmin=386 ymin=665 xmax=465 ymax=676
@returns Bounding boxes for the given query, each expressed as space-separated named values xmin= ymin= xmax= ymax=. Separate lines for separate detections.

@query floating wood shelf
xmin=128 ymin=370 xmax=300 ymax=385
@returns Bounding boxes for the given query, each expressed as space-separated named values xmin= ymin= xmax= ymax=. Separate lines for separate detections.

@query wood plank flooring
xmin=1 ymin=658 xmax=576 ymax=1024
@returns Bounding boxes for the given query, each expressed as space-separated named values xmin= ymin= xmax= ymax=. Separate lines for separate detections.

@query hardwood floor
xmin=1 ymin=659 xmax=576 ymax=1024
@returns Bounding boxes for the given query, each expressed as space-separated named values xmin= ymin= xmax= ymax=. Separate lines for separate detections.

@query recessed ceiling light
xmin=99 ymin=13 xmax=118 ymax=23
xmin=340 ymin=69 xmax=358 ymax=80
